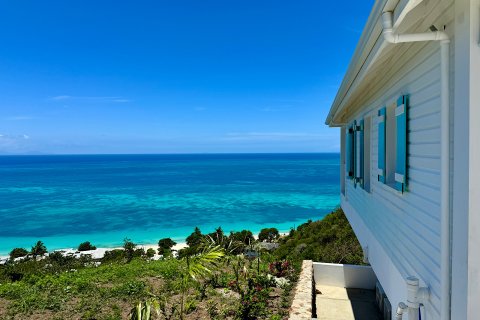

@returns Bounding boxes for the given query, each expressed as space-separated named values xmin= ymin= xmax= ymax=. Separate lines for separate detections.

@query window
xmin=345 ymin=119 xmax=370 ymax=191
xmin=341 ymin=128 xmax=346 ymax=196
xmin=346 ymin=125 xmax=354 ymax=179
xmin=386 ymin=102 xmax=397 ymax=186
xmin=394 ymin=95 xmax=408 ymax=192
xmin=377 ymin=107 xmax=386 ymax=183
xmin=363 ymin=116 xmax=371 ymax=192
xmin=354 ymin=120 xmax=363 ymax=188
xmin=377 ymin=95 xmax=408 ymax=193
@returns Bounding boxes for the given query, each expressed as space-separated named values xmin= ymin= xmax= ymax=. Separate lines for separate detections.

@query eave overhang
xmin=325 ymin=0 xmax=423 ymax=127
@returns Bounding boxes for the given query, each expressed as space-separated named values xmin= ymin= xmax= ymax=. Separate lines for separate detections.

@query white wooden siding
xmin=341 ymin=1 xmax=455 ymax=318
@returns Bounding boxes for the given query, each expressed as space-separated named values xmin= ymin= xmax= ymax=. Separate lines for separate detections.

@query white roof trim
xmin=325 ymin=0 xmax=422 ymax=127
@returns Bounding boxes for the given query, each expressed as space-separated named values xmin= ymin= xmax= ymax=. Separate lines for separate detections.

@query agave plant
xmin=130 ymin=300 xmax=160 ymax=320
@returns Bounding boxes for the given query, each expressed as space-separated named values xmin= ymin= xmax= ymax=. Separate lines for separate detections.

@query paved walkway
xmin=315 ymin=285 xmax=381 ymax=320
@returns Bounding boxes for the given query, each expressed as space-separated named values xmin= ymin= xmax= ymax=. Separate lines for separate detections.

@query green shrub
xmin=186 ymin=227 xmax=203 ymax=247
xmin=31 ymin=241 xmax=47 ymax=258
xmin=236 ymin=278 xmax=270 ymax=319
xmin=103 ymin=249 xmax=125 ymax=263
xmin=48 ymin=251 xmax=77 ymax=269
xmin=258 ymin=228 xmax=279 ymax=243
xmin=229 ymin=230 xmax=254 ymax=246
xmin=146 ymin=248 xmax=156 ymax=258
xmin=158 ymin=237 xmax=176 ymax=256
xmin=78 ymin=241 xmax=97 ymax=251
xmin=123 ymin=238 xmax=137 ymax=262
xmin=9 ymin=248 xmax=28 ymax=260
xmin=207 ymin=227 xmax=224 ymax=242
xmin=274 ymin=208 xmax=363 ymax=265
xmin=185 ymin=297 xmax=198 ymax=314
xmin=112 ymin=280 xmax=146 ymax=297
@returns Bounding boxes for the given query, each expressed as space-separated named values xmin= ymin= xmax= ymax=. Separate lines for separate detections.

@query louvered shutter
xmin=395 ymin=95 xmax=408 ymax=192
xmin=346 ymin=125 xmax=354 ymax=179
xmin=358 ymin=120 xmax=365 ymax=188
xmin=354 ymin=120 xmax=364 ymax=188
xmin=377 ymin=107 xmax=386 ymax=183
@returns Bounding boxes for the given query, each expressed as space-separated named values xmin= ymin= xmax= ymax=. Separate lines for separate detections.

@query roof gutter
xmin=382 ymin=11 xmax=449 ymax=42
xmin=325 ymin=0 xmax=424 ymax=126
xmin=381 ymin=10 xmax=452 ymax=320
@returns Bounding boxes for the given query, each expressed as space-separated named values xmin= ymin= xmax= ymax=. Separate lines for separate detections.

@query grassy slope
xmin=0 ymin=208 xmax=363 ymax=319
xmin=0 ymin=254 xmax=296 ymax=319
xmin=0 ymin=259 xmax=182 ymax=319
xmin=274 ymin=207 xmax=364 ymax=265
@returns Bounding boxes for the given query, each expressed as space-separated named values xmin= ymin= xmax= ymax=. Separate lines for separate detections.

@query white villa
xmin=324 ymin=0 xmax=480 ymax=319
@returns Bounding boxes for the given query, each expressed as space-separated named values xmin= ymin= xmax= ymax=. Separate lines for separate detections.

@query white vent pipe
xmin=394 ymin=276 xmax=430 ymax=320
xmin=395 ymin=302 xmax=408 ymax=320
xmin=381 ymin=11 xmax=451 ymax=320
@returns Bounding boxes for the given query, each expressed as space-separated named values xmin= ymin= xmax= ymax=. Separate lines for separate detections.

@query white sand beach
xmin=0 ymin=241 xmax=189 ymax=262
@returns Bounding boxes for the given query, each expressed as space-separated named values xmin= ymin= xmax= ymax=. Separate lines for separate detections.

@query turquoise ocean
xmin=0 ymin=153 xmax=340 ymax=255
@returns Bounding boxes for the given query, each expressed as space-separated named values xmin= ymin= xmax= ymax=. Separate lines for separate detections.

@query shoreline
xmin=0 ymin=231 xmax=290 ymax=261
xmin=0 ymin=241 xmax=189 ymax=261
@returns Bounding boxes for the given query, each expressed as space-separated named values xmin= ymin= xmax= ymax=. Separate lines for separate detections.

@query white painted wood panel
xmin=339 ymin=1 xmax=455 ymax=318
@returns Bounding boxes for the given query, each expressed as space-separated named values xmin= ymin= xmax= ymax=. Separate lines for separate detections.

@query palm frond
xmin=184 ymin=244 xmax=224 ymax=280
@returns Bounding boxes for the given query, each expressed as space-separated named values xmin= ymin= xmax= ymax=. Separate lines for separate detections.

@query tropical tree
xmin=31 ymin=241 xmax=47 ymax=258
xmin=229 ymin=229 xmax=254 ymax=246
xmin=130 ymin=242 xmax=224 ymax=320
xmin=228 ymin=230 xmax=255 ymax=254
xmin=78 ymin=241 xmax=96 ymax=251
xmin=207 ymin=227 xmax=224 ymax=243
xmin=258 ymin=228 xmax=280 ymax=242
xmin=146 ymin=248 xmax=156 ymax=258
xmin=9 ymin=248 xmax=28 ymax=260
xmin=185 ymin=227 xmax=203 ymax=248
xmin=123 ymin=238 xmax=136 ymax=262
xmin=158 ymin=238 xmax=176 ymax=256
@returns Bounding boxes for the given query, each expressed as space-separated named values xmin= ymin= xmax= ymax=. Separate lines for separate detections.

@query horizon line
xmin=0 ymin=151 xmax=340 ymax=157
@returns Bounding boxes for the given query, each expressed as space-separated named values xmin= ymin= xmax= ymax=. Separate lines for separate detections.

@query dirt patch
xmin=0 ymin=298 xmax=10 ymax=319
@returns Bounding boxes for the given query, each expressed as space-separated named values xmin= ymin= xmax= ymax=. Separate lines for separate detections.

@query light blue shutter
xmin=353 ymin=120 xmax=364 ymax=188
xmin=359 ymin=120 xmax=365 ymax=188
xmin=378 ymin=107 xmax=386 ymax=183
xmin=346 ymin=126 xmax=354 ymax=179
xmin=395 ymin=95 xmax=408 ymax=192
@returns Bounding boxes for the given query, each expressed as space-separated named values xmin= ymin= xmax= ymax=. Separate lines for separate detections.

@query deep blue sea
xmin=0 ymin=153 xmax=340 ymax=255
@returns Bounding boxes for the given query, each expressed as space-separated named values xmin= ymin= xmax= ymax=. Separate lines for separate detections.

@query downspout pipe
xmin=382 ymin=12 xmax=449 ymax=42
xmin=395 ymin=302 xmax=408 ymax=320
xmin=381 ymin=11 xmax=451 ymax=320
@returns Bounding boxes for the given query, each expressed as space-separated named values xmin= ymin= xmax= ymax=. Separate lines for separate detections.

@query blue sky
xmin=0 ymin=1 xmax=372 ymax=154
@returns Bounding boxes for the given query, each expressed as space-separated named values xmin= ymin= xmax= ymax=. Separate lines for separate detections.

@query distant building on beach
xmin=325 ymin=0 xmax=479 ymax=319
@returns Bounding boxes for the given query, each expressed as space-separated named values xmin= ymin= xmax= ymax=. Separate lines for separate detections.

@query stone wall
xmin=289 ymin=260 xmax=313 ymax=320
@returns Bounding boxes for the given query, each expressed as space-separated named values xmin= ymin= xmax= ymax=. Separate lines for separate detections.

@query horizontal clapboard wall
xmin=342 ymin=2 xmax=455 ymax=319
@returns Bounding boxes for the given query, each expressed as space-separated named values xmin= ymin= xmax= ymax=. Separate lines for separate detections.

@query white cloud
xmin=51 ymin=95 xmax=72 ymax=101
xmin=4 ymin=116 xmax=34 ymax=121
xmin=0 ymin=134 xmax=30 ymax=140
xmin=260 ymin=106 xmax=292 ymax=112
xmin=223 ymin=132 xmax=333 ymax=142
xmin=271 ymin=98 xmax=305 ymax=103
xmin=0 ymin=133 xmax=32 ymax=154
xmin=50 ymin=95 xmax=131 ymax=103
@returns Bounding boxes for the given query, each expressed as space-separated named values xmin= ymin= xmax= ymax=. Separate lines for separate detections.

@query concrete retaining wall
xmin=313 ymin=262 xmax=376 ymax=289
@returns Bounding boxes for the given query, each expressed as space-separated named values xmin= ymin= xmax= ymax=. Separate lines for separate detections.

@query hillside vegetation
xmin=274 ymin=207 xmax=364 ymax=265
xmin=0 ymin=208 xmax=363 ymax=319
